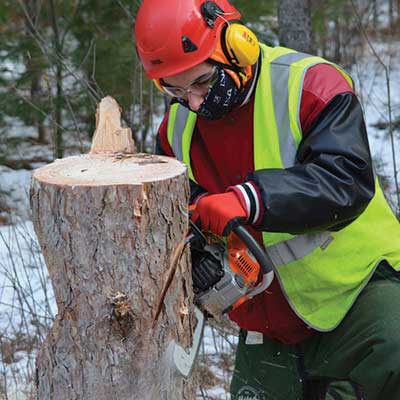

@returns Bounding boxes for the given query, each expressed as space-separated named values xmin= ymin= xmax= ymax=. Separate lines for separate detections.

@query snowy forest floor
xmin=0 ymin=36 xmax=399 ymax=399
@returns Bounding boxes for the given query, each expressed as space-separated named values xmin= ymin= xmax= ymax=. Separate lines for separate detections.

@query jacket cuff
xmin=190 ymin=191 xmax=208 ymax=206
xmin=228 ymin=181 xmax=263 ymax=225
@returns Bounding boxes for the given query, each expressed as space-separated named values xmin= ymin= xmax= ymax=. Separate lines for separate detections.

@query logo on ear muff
xmin=223 ymin=23 xmax=260 ymax=67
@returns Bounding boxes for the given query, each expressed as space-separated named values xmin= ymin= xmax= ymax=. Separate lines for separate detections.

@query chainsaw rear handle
xmin=233 ymin=225 xmax=274 ymax=274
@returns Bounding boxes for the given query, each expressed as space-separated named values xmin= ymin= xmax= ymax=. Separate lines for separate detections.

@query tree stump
xmin=30 ymin=97 xmax=196 ymax=400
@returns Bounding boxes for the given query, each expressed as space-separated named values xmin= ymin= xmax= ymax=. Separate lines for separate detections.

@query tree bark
xmin=278 ymin=0 xmax=314 ymax=53
xmin=30 ymin=99 xmax=196 ymax=400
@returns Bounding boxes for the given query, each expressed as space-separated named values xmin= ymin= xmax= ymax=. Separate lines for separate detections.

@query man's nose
xmin=187 ymin=92 xmax=204 ymax=112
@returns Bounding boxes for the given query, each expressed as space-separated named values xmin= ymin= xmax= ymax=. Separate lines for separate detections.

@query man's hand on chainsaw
xmin=190 ymin=182 xmax=263 ymax=236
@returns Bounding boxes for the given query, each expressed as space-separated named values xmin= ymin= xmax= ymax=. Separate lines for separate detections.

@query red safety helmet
xmin=135 ymin=0 xmax=241 ymax=79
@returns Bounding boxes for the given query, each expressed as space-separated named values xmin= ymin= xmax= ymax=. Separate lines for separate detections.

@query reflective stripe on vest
xmin=167 ymin=104 xmax=197 ymax=182
xmin=267 ymin=232 xmax=334 ymax=266
xmin=167 ymin=44 xmax=400 ymax=330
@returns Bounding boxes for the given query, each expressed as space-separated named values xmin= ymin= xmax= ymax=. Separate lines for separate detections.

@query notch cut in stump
xmin=30 ymin=97 xmax=197 ymax=400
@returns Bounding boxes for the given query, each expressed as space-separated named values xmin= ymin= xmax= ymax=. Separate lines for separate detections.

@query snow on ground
xmin=198 ymin=325 xmax=237 ymax=399
xmin=0 ymin=221 xmax=55 ymax=399
xmin=0 ymin=221 xmax=55 ymax=323
xmin=0 ymin=166 xmax=32 ymax=220
xmin=3 ymin=118 xmax=38 ymax=141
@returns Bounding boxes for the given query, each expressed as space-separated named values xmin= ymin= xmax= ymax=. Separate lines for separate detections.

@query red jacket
xmin=157 ymin=63 xmax=363 ymax=344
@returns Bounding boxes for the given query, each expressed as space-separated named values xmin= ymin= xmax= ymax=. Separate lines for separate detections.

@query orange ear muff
xmin=209 ymin=27 xmax=255 ymax=90
xmin=153 ymin=79 xmax=166 ymax=93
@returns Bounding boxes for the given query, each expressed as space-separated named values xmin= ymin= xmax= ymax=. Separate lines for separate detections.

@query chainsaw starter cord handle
xmin=233 ymin=226 xmax=275 ymax=274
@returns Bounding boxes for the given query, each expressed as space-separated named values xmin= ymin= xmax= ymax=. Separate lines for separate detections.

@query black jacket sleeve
xmin=248 ymin=93 xmax=375 ymax=234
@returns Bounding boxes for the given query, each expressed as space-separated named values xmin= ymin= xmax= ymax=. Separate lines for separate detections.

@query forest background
xmin=0 ymin=0 xmax=399 ymax=399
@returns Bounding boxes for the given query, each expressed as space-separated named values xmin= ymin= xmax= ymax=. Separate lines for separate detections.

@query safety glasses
xmin=160 ymin=66 xmax=219 ymax=99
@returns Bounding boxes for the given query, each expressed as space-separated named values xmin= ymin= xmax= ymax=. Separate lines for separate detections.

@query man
xmin=135 ymin=0 xmax=400 ymax=398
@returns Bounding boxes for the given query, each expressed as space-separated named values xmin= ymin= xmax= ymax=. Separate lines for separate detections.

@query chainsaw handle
xmin=233 ymin=225 xmax=274 ymax=274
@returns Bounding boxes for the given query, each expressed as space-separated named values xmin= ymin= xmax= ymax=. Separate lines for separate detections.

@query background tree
xmin=277 ymin=0 xmax=314 ymax=52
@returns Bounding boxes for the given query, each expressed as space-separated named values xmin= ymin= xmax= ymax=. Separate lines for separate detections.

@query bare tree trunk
xmin=49 ymin=0 xmax=64 ymax=159
xmin=278 ymin=0 xmax=314 ymax=53
xmin=389 ymin=0 xmax=394 ymax=28
xmin=372 ymin=0 xmax=379 ymax=29
xmin=332 ymin=17 xmax=342 ymax=63
xmin=30 ymin=98 xmax=197 ymax=400
xmin=24 ymin=0 xmax=47 ymax=143
xmin=29 ymin=63 xmax=47 ymax=143
xmin=319 ymin=14 xmax=328 ymax=59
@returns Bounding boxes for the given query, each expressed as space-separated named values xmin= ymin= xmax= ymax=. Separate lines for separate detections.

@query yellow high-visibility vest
xmin=167 ymin=44 xmax=400 ymax=331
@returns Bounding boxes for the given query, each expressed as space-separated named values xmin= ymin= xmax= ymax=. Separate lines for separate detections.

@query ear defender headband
xmin=153 ymin=1 xmax=260 ymax=93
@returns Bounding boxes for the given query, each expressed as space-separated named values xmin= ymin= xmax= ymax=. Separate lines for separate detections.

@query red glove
xmin=191 ymin=182 xmax=263 ymax=236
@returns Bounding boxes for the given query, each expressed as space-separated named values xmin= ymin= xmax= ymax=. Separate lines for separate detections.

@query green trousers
xmin=230 ymin=262 xmax=400 ymax=400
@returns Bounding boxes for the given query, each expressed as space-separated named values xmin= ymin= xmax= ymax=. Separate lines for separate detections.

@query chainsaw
xmin=165 ymin=221 xmax=275 ymax=379
xmin=189 ymin=221 xmax=275 ymax=317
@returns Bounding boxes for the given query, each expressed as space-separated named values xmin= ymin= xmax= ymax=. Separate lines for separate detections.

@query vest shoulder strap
xmin=167 ymin=103 xmax=198 ymax=182
xmin=255 ymin=44 xmax=354 ymax=171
